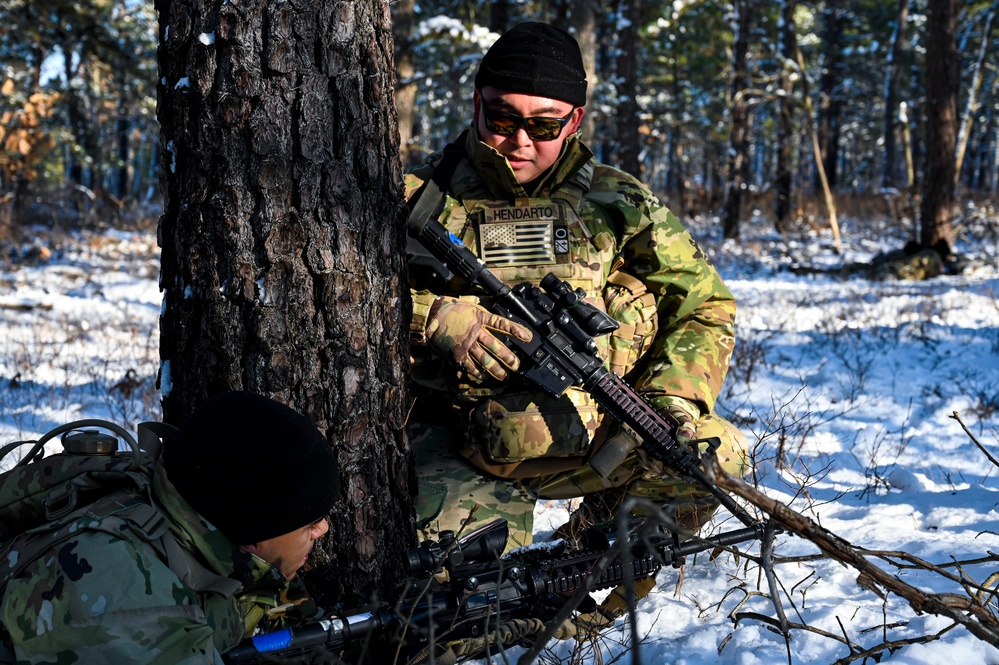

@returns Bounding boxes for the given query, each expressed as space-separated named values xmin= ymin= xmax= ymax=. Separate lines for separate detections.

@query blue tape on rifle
xmin=251 ymin=629 xmax=293 ymax=652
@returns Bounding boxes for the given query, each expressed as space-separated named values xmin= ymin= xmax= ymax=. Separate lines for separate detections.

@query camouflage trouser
xmin=411 ymin=411 xmax=750 ymax=550
xmin=412 ymin=420 xmax=538 ymax=549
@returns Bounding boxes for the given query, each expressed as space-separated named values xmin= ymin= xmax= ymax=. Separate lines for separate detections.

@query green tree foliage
xmin=2 ymin=0 xmax=997 ymax=232
xmin=0 ymin=0 xmax=157 ymax=226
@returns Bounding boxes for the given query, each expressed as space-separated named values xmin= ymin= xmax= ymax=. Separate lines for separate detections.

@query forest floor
xmin=1 ymin=201 xmax=998 ymax=664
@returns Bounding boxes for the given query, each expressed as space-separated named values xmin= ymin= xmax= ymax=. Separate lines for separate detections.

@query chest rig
xmin=448 ymin=197 xmax=608 ymax=294
xmin=407 ymin=139 xmax=632 ymax=479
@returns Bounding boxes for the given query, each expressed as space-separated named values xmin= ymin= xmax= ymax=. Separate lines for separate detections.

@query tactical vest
xmin=408 ymin=141 xmax=660 ymax=479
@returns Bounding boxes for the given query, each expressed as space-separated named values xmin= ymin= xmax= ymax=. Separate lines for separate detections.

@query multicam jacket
xmin=406 ymin=128 xmax=736 ymax=471
xmin=0 ymin=468 xmax=310 ymax=665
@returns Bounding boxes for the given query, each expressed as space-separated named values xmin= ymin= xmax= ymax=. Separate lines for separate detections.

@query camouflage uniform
xmin=407 ymin=128 xmax=749 ymax=549
xmin=0 ymin=468 xmax=317 ymax=664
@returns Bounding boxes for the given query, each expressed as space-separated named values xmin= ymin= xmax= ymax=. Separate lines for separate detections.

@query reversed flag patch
xmin=477 ymin=201 xmax=572 ymax=267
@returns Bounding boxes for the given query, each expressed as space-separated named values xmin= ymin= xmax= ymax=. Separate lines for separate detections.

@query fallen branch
xmin=703 ymin=453 xmax=999 ymax=648
xmin=0 ymin=300 xmax=53 ymax=311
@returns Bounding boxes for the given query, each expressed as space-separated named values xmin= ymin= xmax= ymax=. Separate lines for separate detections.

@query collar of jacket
xmin=152 ymin=466 xmax=288 ymax=594
xmin=462 ymin=126 xmax=594 ymax=199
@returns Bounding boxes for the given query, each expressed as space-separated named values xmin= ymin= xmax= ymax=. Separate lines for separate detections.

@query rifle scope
xmin=405 ymin=519 xmax=509 ymax=576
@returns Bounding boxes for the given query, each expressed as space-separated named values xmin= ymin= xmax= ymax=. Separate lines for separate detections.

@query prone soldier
xmin=0 ymin=392 xmax=339 ymax=664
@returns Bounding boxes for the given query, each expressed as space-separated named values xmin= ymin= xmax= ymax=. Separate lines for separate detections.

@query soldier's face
xmin=240 ymin=517 xmax=329 ymax=580
xmin=474 ymin=87 xmax=583 ymax=186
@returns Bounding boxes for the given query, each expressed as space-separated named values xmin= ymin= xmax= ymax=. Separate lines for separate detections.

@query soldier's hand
xmin=659 ymin=397 xmax=699 ymax=447
xmin=425 ymin=296 xmax=533 ymax=381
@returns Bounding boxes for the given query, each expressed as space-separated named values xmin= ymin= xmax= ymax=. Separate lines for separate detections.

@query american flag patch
xmin=480 ymin=221 xmax=556 ymax=266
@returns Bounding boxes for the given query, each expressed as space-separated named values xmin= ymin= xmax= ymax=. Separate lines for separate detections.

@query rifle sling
xmin=406 ymin=133 xmax=467 ymax=237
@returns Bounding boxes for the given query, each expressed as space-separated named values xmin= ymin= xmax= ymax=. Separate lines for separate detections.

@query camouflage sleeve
xmin=410 ymin=291 xmax=438 ymax=343
xmin=593 ymin=169 xmax=736 ymax=414
xmin=238 ymin=575 xmax=321 ymax=636
xmin=404 ymin=169 xmax=428 ymax=199
xmin=0 ymin=533 xmax=232 ymax=665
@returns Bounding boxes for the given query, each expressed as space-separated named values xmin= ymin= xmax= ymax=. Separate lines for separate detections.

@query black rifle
xmin=224 ymin=517 xmax=759 ymax=664
xmin=407 ymin=213 xmax=761 ymax=531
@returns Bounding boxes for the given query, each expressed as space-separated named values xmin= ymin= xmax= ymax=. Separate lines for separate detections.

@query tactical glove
xmin=425 ymin=296 xmax=533 ymax=381
xmin=635 ymin=397 xmax=700 ymax=478
xmin=658 ymin=396 xmax=699 ymax=447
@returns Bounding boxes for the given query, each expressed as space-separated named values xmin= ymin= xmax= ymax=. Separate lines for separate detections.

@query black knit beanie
xmin=474 ymin=22 xmax=587 ymax=107
xmin=164 ymin=391 xmax=340 ymax=545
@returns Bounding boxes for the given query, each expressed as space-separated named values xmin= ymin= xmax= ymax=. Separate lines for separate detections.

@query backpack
xmin=0 ymin=419 xmax=240 ymax=598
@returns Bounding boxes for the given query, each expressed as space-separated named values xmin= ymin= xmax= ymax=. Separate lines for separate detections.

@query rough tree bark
xmin=155 ymin=0 xmax=413 ymax=604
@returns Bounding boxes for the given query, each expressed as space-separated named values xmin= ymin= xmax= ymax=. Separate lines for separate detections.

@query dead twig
xmin=951 ymin=411 xmax=999 ymax=469
xmin=703 ymin=453 xmax=999 ymax=649
xmin=829 ymin=623 xmax=958 ymax=665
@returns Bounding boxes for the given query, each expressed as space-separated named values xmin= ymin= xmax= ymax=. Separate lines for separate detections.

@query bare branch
xmin=951 ymin=411 xmax=999 ymax=469
xmin=703 ymin=453 xmax=999 ymax=648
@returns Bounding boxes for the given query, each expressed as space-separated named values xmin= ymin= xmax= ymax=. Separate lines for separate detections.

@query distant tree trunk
xmin=723 ymin=0 xmax=753 ymax=240
xmin=156 ymin=0 xmax=413 ymax=605
xmin=566 ymin=0 xmax=597 ymax=142
xmin=615 ymin=0 xmax=642 ymax=178
xmin=392 ymin=0 xmax=418 ymax=168
xmin=490 ymin=0 xmax=510 ymax=33
xmin=62 ymin=37 xmax=86 ymax=187
xmin=774 ymin=0 xmax=796 ymax=234
xmin=919 ymin=0 xmax=959 ymax=254
xmin=816 ymin=1 xmax=846 ymax=191
xmin=881 ymin=0 xmax=910 ymax=189
xmin=954 ymin=5 xmax=997 ymax=190
xmin=115 ymin=70 xmax=131 ymax=201
xmin=666 ymin=40 xmax=683 ymax=204
xmin=796 ymin=47 xmax=841 ymax=252
xmin=990 ymin=97 xmax=999 ymax=195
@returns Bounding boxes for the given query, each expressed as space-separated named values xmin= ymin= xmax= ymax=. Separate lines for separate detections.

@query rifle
xmin=407 ymin=213 xmax=762 ymax=532
xmin=224 ymin=516 xmax=759 ymax=664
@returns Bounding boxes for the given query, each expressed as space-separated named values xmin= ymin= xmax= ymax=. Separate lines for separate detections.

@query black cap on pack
xmin=164 ymin=391 xmax=340 ymax=545
xmin=474 ymin=22 xmax=587 ymax=107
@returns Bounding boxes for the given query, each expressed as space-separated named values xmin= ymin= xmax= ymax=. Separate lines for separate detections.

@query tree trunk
xmin=392 ymin=0 xmax=418 ymax=168
xmin=723 ymin=0 xmax=753 ymax=240
xmin=115 ymin=72 xmax=131 ymax=201
xmin=816 ymin=1 xmax=846 ymax=192
xmin=489 ymin=0 xmax=510 ymax=34
xmin=615 ymin=0 xmax=642 ymax=178
xmin=796 ymin=47 xmax=841 ymax=253
xmin=156 ymin=0 xmax=413 ymax=605
xmin=881 ymin=0 xmax=910 ymax=190
xmin=919 ymin=0 xmax=959 ymax=254
xmin=567 ymin=0 xmax=597 ymax=143
xmin=62 ymin=36 xmax=85 ymax=188
xmin=774 ymin=0 xmax=796 ymax=234
xmin=990 ymin=96 xmax=999 ymax=195
xmin=954 ymin=4 xmax=997 ymax=190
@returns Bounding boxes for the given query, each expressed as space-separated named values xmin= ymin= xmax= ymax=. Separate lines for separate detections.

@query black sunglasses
xmin=482 ymin=107 xmax=576 ymax=141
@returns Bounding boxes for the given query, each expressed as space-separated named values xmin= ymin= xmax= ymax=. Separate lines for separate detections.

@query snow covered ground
xmin=1 ymin=209 xmax=997 ymax=664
